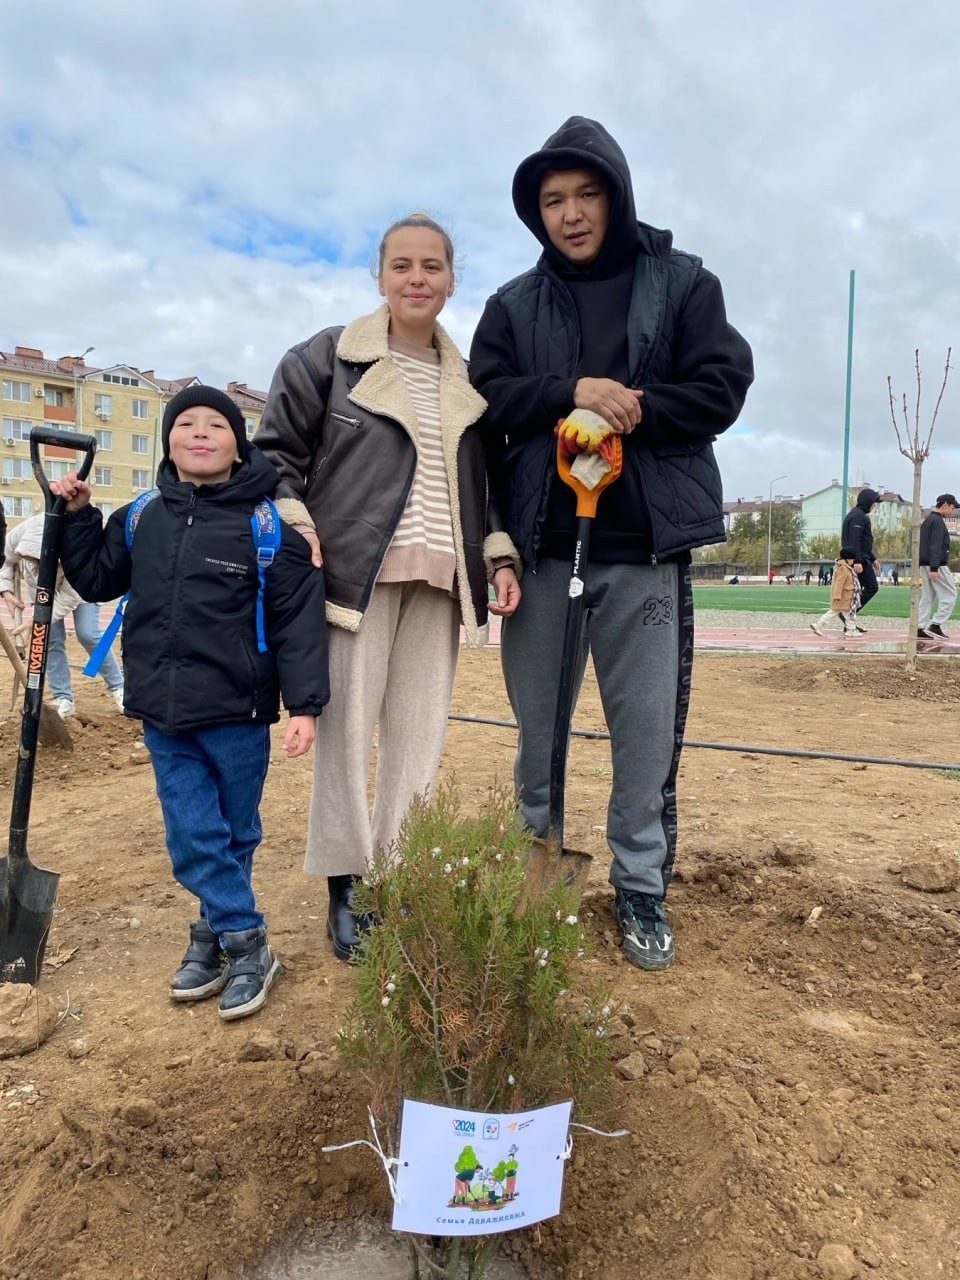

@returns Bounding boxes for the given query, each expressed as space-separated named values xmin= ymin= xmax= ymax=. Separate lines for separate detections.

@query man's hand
xmin=854 ymin=562 xmax=863 ymax=573
xmin=573 ymin=378 xmax=643 ymax=434
xmin=50 ymin=471 xmax=91 ymax=512
xmin=283 ymin=715 xmax=316 ymax=757
xmin=489 ymin=567 xmax=521 ymax=617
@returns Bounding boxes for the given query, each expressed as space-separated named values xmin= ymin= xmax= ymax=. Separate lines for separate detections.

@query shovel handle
xmin=29 ymin=427 xmax=97 ymax=513
xmin=556 ymin=434 xmax=623 ymax=517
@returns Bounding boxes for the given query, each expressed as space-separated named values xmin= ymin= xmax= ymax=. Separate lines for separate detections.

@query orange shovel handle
xmin=556 ymin=434 xmax=623 ymax=516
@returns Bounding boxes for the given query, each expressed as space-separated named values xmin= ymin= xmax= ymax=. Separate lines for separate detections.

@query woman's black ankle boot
xmin=326 ymin=874 xmax=370 ymax=963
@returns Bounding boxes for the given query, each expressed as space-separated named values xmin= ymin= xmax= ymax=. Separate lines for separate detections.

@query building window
xmin=2 ymin=458 xmax=29 ymax=480
xmin=2 ymin=418 xmax=30 ymax=442
xmin=131 ymin=434 xmax=149 ymax=454
xmin=94 ymin=393 xmax=112 ymax=419
xmin=102 ymin=374 xmax=140 ymax=387
xmin=132 ymin=468 xmax=148 ymax=490
xmin=244 ymin=416 xmax=257 ymax=438
xmin=2 ymin=379 xmax=30 ymax=402
xmin=93 ymin=465 xmax=112 ymax=486
xmin=2 ymin=497 xmax=33 ymax=517
xmin=46 ymin=460 xmax=70 ymax=481
xmin=44 ymin=387 xmax=65 ymax=406
xmin=94 ymin=429 xmax=112 ymax=450
xmin=132 ymin=399 xmax=148 ymax=419
xmin=97 ymin=502 xmax=114 ymax=519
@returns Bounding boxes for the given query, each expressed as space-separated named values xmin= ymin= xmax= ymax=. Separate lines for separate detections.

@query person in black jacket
xmin=53 ymin=386 xmax=329 ymax=1022
xmin=469 ymin=117 xmax=753 ymax=972
xmin=840 ymin=487 xmax=881 ymax=625
xmin=918 ymin=493 xmax=958 ymax=639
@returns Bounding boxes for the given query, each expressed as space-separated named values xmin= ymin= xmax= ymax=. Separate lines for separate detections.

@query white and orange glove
xmin=555 ymin=408 xmax=616 ymax=463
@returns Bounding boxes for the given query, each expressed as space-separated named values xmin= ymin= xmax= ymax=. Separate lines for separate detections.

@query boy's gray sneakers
xmin=809 ymin=623 xmax=824 ymax=636
xmin=612 ymin=890 xmax=675 ymax=971
xmin=170 ymin=919 xmax=228 ymax=1001
xmin=218 ymin=927 xmax=281 ymax=1021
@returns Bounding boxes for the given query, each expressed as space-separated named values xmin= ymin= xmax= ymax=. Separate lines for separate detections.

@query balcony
xmin=43 ymin=405 xmax=76 ymax=423
xmin=41 ymin=405 xmax=80 ymax=459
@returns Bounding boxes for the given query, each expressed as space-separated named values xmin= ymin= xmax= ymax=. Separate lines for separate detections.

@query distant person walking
xmin=841 ymin=487 xmax=880 ymax=627
xmin=917 ymin=493 xmax=958 ymax=640
xmin=810 ymin=548 xmax=861 ymax=637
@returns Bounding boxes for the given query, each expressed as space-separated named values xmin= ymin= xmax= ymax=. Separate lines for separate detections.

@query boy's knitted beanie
xmin=161 ymin=385 xmax=248 ymax=461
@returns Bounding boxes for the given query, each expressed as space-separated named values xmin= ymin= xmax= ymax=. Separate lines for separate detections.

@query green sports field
xmin=692 ymin=583 xmax=912 ymax=618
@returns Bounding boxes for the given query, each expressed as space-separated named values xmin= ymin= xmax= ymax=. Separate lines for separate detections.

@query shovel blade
xmin=0 ymin=855 xmax=59 ymax=984
xmin=522 ymin=835 xmax=593 ymax=904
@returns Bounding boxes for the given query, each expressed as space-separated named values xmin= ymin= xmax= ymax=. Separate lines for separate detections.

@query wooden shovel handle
xmin=0 ymin=623 xmax=29 ymax=685
xmin=556 ymin=434 xmax=623 ymax=517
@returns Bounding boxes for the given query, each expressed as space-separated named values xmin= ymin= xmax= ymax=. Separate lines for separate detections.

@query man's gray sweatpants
xmin=501 ymin=557 xmax=693 ymax=898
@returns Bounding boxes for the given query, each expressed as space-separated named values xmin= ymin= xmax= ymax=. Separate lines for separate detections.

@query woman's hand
xmin=283 ymin=714 xmax=316 ymax=757
xmin=50 ymin=471 xmax=92 ymax=512
xmin=489 ymin=567 xmax=521 ymax=617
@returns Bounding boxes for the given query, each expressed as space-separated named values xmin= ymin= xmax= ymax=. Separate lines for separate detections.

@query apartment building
xmin=0 ymin=346 xmax=266 ymax=528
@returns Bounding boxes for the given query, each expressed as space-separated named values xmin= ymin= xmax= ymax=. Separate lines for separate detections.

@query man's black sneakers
xmin=612 ymin=890 xmax=675 ymax=971
xmin=929 ymin=623 xmax=949 ymax=638
xmin=918 ymin=627 xmax=935 ymax=639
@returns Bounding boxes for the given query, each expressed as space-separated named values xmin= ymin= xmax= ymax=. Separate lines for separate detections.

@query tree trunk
xmin=905 ymin=458 xmax=923 ymax=670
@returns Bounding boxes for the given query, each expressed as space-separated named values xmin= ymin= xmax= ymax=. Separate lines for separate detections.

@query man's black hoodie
xmin=470 ymin=116 xmax=754 ymax=564
xmin=840 ymin=488 xmax=880 ymax=565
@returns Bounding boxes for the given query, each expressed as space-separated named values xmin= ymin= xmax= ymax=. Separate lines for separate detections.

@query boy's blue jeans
xmin=143 ymin=721 xmax=271 ymax=938
xmin=47 ymin=602 xmax=124 ymax=700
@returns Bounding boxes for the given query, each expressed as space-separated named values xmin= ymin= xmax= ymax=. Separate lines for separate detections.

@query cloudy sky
xmin=2 ymin=0 xmax=958 ymax=505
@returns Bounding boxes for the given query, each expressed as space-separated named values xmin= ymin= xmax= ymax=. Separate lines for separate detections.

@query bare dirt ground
xmin=2 ymin=643 xmax=960 ymax=1280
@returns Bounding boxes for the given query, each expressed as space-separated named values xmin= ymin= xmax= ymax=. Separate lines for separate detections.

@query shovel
xmin=523 ymin=431 xmax=622 ymax=901
xmin=0 ymin=426 xmax=97 ymax=983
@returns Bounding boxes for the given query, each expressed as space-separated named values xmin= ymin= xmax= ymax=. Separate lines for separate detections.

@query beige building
xmin=0 ymin=346 xmax=266 ymax=528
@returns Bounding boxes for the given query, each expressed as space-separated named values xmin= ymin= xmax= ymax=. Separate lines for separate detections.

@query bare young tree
xmin=888 ymin=348 xmax=952 ymax=667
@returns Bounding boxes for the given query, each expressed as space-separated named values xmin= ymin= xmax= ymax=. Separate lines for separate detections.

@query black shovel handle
xmin=8 ymin=429 xmax=97 ymax=860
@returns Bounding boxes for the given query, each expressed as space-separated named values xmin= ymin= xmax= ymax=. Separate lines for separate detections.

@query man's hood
xmin=512 ymin=116 xmax=642 ymax=277
xmin=856 ymin=488 xmax=881 ymax=511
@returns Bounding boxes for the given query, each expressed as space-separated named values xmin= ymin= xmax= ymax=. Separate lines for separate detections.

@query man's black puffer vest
xmin=494 ymin=245 xmax=728 ymax=568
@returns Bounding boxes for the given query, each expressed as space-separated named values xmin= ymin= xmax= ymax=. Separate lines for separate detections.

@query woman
xmin=256 ymin=213 xmax=521 ymax=961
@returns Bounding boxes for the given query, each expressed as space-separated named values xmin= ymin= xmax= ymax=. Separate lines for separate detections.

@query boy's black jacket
xmin=60 ymin=448 xmax=330 ymax=734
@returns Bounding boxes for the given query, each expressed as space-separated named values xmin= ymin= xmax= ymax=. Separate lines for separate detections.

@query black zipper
xmin=167 ymin=491 xmax=197 ymax=714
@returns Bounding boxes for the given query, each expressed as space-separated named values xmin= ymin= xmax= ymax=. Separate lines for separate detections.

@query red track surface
xmin=479 ymin=614 xmax=955 ymax=655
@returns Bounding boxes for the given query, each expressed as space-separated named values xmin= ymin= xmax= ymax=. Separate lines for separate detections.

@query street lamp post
xmin=766 ymin=474 xmax=787 ymax=583
xmin=74 ymin=346 xmax=95 ymax=432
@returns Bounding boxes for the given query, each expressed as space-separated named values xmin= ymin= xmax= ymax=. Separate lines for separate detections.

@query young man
xmin=469 ymin=117 xmax=753 ymax=971
xmin=840 ymin=487 xmax=881 ymax=625
xmin=918 ymin=493 xmax=958 ymax=639
xmin=54 ymin=387 xmax=329 ymax=1020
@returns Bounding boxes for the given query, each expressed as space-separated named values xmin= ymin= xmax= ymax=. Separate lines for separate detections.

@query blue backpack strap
xmin=83 ymin=490 xmax=159 ymax=677
xmin=250 ymin=498 xmax=281 ymax=653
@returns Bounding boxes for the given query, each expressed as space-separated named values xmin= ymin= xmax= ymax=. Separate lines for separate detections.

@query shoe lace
xmin=625 ymin=892 xmax=665 ymax=934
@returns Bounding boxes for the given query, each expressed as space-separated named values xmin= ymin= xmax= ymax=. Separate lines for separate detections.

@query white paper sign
xmin=392 ymin=1098 xmax=572 ymax=1236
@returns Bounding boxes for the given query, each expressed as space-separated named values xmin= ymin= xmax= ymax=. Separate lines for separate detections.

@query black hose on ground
xmin=446 ymin=714 xmax=960 ymax=773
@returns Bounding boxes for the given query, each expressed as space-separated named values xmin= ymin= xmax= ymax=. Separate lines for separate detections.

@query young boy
xmin=53 ymin=386 xmax=329 ymax=1021
xmin=810 ymin=547 xmax=861 ymax=637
